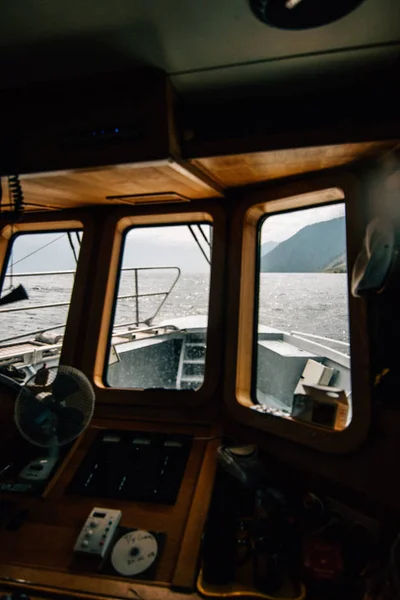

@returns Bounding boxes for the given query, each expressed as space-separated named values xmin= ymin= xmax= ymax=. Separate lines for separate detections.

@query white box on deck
xmin=294 ymin=358 xmax=335 ymax=395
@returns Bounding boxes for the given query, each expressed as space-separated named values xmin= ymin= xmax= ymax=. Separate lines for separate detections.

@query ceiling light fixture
xmin=250 ymin=0 xmax=366 ymax=30
xmin=285 ymin=0 xmax=303 ymax=9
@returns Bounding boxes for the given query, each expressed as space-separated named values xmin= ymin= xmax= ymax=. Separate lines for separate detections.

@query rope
xmin=9 ymin=243 xmax=13 ymax=290
xmin=188 ymin=225 xmax=211 ymax=265
xmin=67 ymin=231 xmax=78 ymax=264
xmin=11 ymin=233 xmax=66 ymax=267
xmin=8 ymin=224 xmax=14 ymax=289
xmin=198 ymin=224 xmax=211 ymax=247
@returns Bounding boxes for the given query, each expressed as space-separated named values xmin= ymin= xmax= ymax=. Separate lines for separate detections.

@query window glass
xmin=254 ymin=201 xmax=352 ymax=430
xmin=105 ymin=223 xmax=212 ymax=390
xmin=0 ymin=231 xmax=82 ymax=384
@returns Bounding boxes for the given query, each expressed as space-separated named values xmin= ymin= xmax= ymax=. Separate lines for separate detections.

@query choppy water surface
xmin=0 ymin=271 xmax=349 ymax=345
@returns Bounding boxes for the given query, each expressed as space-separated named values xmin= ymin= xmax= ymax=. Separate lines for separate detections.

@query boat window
xmin=0 ymin=230 xmax=82 ymax=384
xmin=253 ymin=201 xmax=352 ymax=431
xmin=105 ymin=223 xmax=212 ymax=390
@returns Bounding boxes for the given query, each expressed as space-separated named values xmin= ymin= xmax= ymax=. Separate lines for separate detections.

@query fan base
xmin=19 ymin=456 xmax=58 ymax=483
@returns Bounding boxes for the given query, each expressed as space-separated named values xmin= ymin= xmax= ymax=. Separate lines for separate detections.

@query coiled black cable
xmin=8 ymin=174 xmax=24 ymax=215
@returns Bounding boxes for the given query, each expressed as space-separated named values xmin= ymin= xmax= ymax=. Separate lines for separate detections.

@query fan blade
xmin=52 ymin=371 xmax=80 ymax=403
xmin=18 ymin=389 xmax=55 ymax=440
xmin=54 ymin=406 xmax=84 ymax=441
xmin=20 ymin=388 xmax=50 ymax=422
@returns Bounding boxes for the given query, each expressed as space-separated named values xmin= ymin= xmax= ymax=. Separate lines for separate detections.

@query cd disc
xmin=111 ymin=530 xmax=158 ymax=576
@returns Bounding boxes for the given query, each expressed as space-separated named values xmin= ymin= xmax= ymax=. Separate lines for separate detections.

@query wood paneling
xmin=0 ymin=213 xmax=94 ymax=370
xmin=173 ymin=430 xmax=221 ymax=589
xmin=2 ymin=142 xmax=397 ymax=215
xmin=0 ymin=160 xmax=222 ymax=213
xmin=223 ymin=172 xmax=371 ymax=453
xmin=0 ymin=569 xmax=202 ymax=600
xmin=191 ymin=141 xmax=399 ymax=188
xmin=77 ymin=202 xmax=226 ymax=410
xmin=0 ymin=418 xmax=218 ymax=597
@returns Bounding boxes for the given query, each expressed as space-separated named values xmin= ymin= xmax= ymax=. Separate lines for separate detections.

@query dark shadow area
xmin=0 ymin=20 xmax=167 ymax=90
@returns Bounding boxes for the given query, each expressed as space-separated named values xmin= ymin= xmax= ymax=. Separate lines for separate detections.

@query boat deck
xmin=0 ymin=341 xmax=62 ymax=362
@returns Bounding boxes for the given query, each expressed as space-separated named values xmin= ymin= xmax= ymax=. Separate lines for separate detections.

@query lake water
xmin=0 ymin=271 xmax=349 ymax=345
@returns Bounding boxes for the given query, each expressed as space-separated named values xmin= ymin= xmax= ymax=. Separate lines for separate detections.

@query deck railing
xmin=291 ymin=330 xmax=350 ymax=355
xmin=0 ymin=266 xmax=181 ymax=346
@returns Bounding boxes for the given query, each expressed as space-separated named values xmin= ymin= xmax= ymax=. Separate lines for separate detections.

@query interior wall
xmin=1 ymin=157 xmax=400 ymax=523
xmin=221 ymin=160 xmax=400 ymax=517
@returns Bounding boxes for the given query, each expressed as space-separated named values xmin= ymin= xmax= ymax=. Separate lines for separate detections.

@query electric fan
xmin=14 ymin=365 xmax=95 ymax=483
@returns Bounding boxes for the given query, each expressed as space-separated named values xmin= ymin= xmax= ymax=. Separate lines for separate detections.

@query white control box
xmin=74 ymin=507 xmax=122 ymax=558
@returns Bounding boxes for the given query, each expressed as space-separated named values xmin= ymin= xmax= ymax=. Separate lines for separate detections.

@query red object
xmin=302 ymin=536 xmax=344 ymax=581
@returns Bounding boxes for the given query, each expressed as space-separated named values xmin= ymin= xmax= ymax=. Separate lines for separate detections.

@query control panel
xmin=73 ymin=507 xmax=122 ymax=558
xmin=68 ymin=430 xmax=192 ymax=505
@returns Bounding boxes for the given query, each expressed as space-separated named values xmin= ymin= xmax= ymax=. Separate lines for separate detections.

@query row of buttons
xmin=74 ymin=508 xmax=122 ymax=558
xmin=80 ymin=519 xmax=114 ymax=548
xmin=80 ymin=536 xmax=107 ymax=548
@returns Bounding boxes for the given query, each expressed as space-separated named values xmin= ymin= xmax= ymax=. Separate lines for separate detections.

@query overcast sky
xmin=261 ymin=202 xmax=345 ymax=244
xmin=4 ymin=203 xmax=345 ymax=275
xmin=121 ymin=224 xmax=211 ymax=273
xmin=5 ymin=224 xmax=212 ymax=274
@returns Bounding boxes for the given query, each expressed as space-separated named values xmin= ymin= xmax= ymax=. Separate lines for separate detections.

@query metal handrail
xmin=0 ymin=323 xmax=66 ymax=346
xmin=0 ymin=300 xmax=71 ymax=313
xmin=4 ymin=270 xmax=76 ymax=277
xmin=0 ymin=266 xmax=181 ymax=345
xmin=113 ymin=266 xmax=181 ymax=327
xmin=289 ymin=334 xmax=351 ymax=367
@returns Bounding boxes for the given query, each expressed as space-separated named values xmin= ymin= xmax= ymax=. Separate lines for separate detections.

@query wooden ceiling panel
xmin=0 ymin=160 xmax=222 ymax=212
xmin=190 ymin=141 xmax=399 ymax=188
xmin=1 ymin=141 xmax=397 ymax=213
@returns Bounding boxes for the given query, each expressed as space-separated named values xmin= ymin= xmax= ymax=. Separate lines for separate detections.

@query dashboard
xmin=0 ymin=417 xmax=218 ymax=596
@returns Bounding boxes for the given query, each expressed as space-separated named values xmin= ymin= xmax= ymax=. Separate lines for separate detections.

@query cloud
xmin=261 ymin=203 xmax=345 ymax=243
xmin=122 ymin=224 xmax=211 ymax=273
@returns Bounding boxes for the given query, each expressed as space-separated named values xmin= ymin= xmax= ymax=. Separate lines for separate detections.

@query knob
xmin=81 ymin=540 xmax=89 ymax=548
xmin=90 ymin=521 xmax=97 ymax=528
xmin=86 ymin=530 xmax=93 ymax=536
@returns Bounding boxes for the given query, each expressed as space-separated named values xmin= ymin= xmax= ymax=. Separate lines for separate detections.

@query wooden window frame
xmin=0 ymin=212 xmax=94 ymax=367
xmin=224 ymin=172 xmax=371 ymax=453
xmin=80 ymin=201 xmax=226 ymax=408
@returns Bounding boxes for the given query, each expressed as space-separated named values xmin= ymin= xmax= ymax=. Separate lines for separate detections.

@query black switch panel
xmin=67 ymin=430 xmax=192 ymax=505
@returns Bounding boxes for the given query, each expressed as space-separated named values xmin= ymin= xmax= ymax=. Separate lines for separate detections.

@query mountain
xmin=260 ymin=217 xmax=347 ymax=273
xmin=261 ymin=240 xmax=278 ymax=256
xmin=323 ymin=253 xmax=347 ymax=273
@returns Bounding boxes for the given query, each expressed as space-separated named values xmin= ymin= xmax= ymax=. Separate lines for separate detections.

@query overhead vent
xmin=106 ymin=192 xmax=190 ymax=206
xmin=249 ymin=0 xmax=366 ymax=30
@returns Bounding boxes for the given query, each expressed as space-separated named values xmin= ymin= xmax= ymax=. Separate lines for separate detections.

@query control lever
xmin=217 ymin=444 xmax=267 ymax=488
xmin=252 ymin=488 xmax=287 ymax=594
xmin=202 ymin=445 xmax=268 ymax=586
